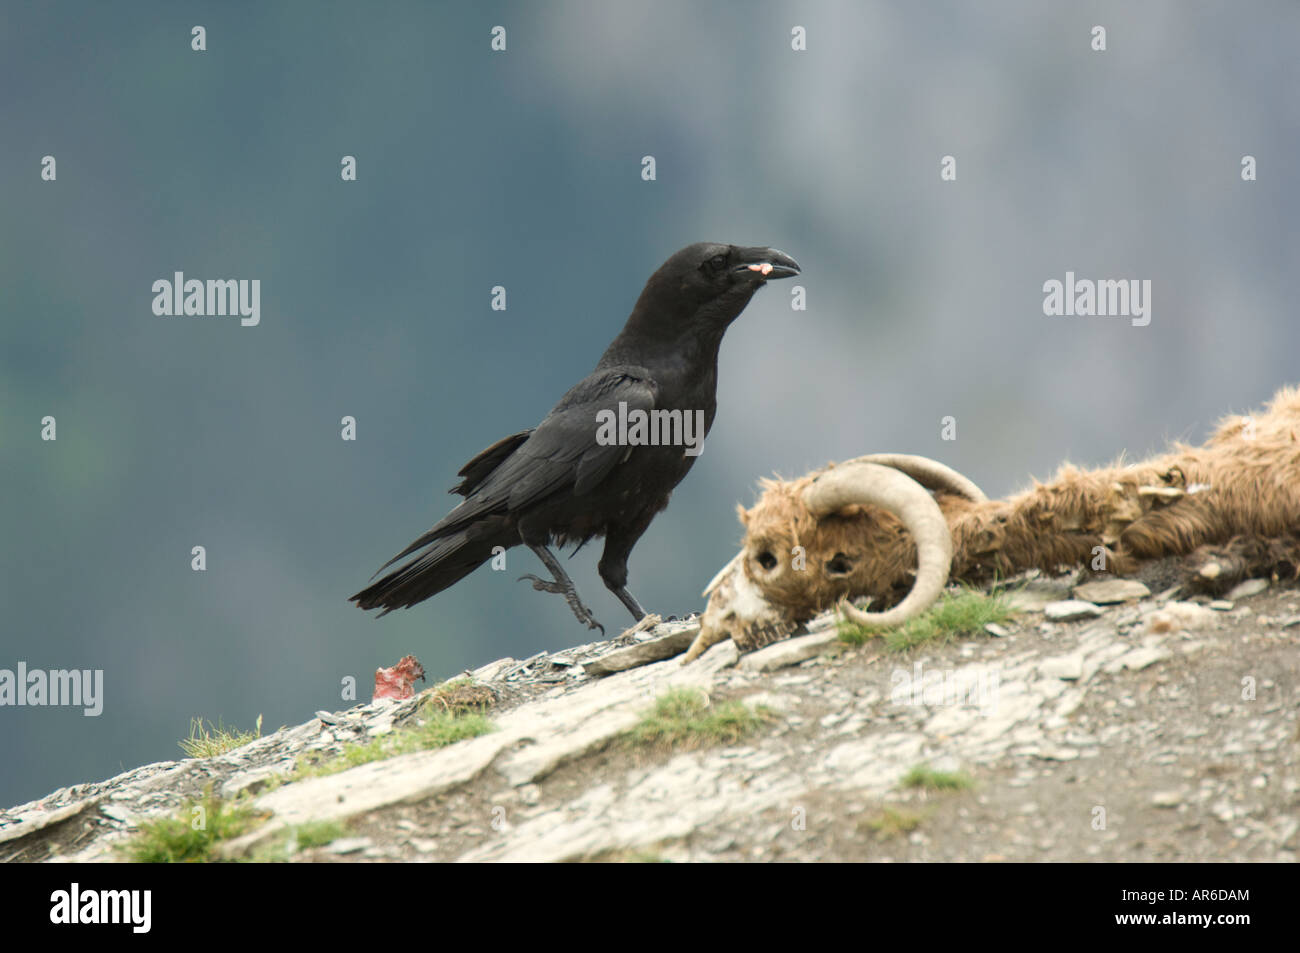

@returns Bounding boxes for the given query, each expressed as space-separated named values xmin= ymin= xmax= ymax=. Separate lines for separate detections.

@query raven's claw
xmin=518 ymin=562 xmax=604 ymax=633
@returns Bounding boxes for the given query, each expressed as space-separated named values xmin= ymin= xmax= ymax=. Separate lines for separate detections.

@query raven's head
xmin=636 ymin=242 xmax=800 ymax=327
xmin=607 ymin=243 xmax=800 ymax=362
xmin=677 ymin=241 xmax=800 ymax=307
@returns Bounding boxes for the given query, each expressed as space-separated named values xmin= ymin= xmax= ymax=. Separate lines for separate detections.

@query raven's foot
xmin=517 ymin=543 xmax=606 ymax=636
xmin=517 ymin=574 xmax=604 ymax=633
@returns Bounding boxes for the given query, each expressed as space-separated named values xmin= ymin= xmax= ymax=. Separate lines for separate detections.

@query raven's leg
xmin=612 ymin=586 xmax=646 ymax=620
xmin=519 ymin=544 xmax=604 ymax=634
xmin=598 ymin=520 xmax=652 ymax=622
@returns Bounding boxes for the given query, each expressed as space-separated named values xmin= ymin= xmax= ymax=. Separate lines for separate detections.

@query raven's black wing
xmin=450 ymin=430 xmax=532 ymax=496
xmin=372 ymin=366 xmax=657 ymax=573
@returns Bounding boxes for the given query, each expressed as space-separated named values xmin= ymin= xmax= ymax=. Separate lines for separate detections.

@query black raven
xmin=350 ymin=242 xmax=800 ymax=632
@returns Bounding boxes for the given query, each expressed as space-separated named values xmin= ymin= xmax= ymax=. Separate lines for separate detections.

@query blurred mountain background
xmin=1 ymin=1 xmax=1296 ymax=807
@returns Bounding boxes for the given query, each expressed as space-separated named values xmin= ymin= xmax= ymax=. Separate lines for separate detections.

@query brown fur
xmin=711 ymin=386 xmax=1300 ymax=649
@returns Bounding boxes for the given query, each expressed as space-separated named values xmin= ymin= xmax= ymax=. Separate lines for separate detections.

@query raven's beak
xmin=734 ymin=247 xmax=801 ymax=281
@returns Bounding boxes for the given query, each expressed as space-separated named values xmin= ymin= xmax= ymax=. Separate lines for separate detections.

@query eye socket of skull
xmin=754 ymin=549 xmax=779 ymax=572
xmin=824 ymin=552 xmax=853 ymax=576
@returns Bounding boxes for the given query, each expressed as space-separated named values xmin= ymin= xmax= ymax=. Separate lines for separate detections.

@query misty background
xmin=1 ymin=1 xmax=1296 ymax=808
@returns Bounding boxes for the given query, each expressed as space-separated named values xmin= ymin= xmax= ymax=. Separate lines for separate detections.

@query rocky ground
xmin=2 ymin=568 xmax=1297 ymax=863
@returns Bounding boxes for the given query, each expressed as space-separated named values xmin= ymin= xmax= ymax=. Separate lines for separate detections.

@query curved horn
xmin=801 ymin=462 xmax=954 ymax=628
xmin=843 ymin=453 xmax=988 ymax=502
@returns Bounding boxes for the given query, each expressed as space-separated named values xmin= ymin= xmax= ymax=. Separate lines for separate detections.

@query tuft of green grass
xmin=178 ymin=714 xmax=263 ymax=759
xmin=290 ymin=820 xmax=346 ymax=849
xmin=860 ymin=806 xmax=927 ymax=838
xmin=246 ymin=820 xmax=349 ymax=862
xmin=901 ymin=763 xmax=975 ymax=792
xmin=120 ymin=791 xmax=262 ymax=863
xmin=620 ymin=688 xmax=773 ymax=754
xmin=839 ymin=587 xmax=1015 ymax=652
xmin=293 ymin=710 xmax=494 ymax=780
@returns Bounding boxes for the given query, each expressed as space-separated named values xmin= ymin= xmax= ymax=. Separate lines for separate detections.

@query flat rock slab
xmin=1003 ymin=575 xmax=1078 ymax=612
xmin=741 ymin=630 xmax=842 ymax=672
xmin=0 ymin=799 xmax=97 ymax=846
xmin=583 ymin=620 xmax=701 ymax=676
xmin=1073 ymin=580 xmax=1150 ymax=604
xmin=1105 ymin=646 xmax=1173 ymax=674
xmin=1005 ymin=589 xmax=1066 ymax=612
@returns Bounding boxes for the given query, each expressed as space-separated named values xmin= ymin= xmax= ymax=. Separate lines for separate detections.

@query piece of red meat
xmin=372 ymin=655 xmax=426 ymax=701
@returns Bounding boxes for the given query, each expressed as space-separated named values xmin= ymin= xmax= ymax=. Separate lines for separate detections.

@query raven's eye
xmin=709 ymin=254 xmax=727 ymax=271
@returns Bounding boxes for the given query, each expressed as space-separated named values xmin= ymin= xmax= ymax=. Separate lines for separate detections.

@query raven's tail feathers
xmin=350 ymin=531 xmax=503 ymax=616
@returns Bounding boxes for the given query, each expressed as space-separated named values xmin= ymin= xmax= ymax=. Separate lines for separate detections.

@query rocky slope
xmin=3 ymin=573 xmax=1297 ymax=863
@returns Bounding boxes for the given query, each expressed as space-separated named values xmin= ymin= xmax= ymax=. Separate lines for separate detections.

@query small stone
xmin=1211 ymin=801 xmax=1235 ymax=823
xmin=1073 ymin=580 xmax=1150 ymax=604
xmin=984 ymin=623 xmax=1010 ymax=638
xmin=1039 ymin=654 xmax=1085 ymax=681
xmin=1144 ymin=601 xmax=1215 ymax=633
xmin=326 ymin=837 xmax=373 ymax=855
xmin=1225 ymin=578 xmax=1269 ymax=601
xmin=1210 ymin=600 xmax=1234 ymax=611
xmin=1044 ymin=600 xmax=1103 ymax=622
xmin=1151 ymin=790 xmax=1182 ymax=808
xmin=1035 ymin=747 xmax=1080 ymax=762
